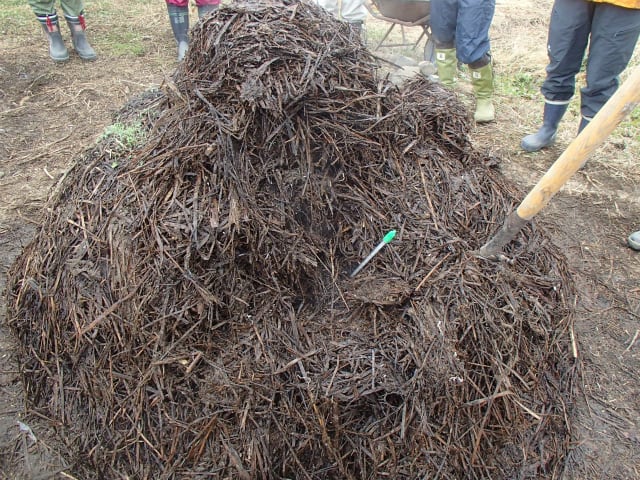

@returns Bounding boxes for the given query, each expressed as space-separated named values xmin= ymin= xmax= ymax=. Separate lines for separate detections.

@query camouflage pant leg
xmin=28 ymin=0 xmax=86 ymax=17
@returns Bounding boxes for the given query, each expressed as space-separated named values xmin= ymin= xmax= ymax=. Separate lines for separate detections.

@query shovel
xmin=478 ymin=65 xmax=640 ymax=259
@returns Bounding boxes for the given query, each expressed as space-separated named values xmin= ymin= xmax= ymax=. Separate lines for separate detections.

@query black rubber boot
xmin=36 ymin=13 xmax=69 ymax=62
xmin=65 ymin=13 xmax=97 ymax=61
xmin=167 ymin=4 xmax=190 ymax=61
xmin=521 ymin=102 xmax=569 ymax=152
xmin=198 ymin=4 xmax=218 ymax=19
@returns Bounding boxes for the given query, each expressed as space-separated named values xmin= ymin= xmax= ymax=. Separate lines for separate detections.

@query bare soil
xmin=1 ymin=0 xmax=639 ymax=479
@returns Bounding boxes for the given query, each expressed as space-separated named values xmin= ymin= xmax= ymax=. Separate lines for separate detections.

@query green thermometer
xmin=350 ymin=230 xmax=397 ymax=278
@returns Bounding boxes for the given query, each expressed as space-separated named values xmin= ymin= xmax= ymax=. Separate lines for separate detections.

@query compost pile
xmin=6 ymin=1 xmax=577 ymax=478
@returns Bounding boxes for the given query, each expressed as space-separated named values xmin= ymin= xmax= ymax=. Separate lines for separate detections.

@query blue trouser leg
xmin=454 ymin=0 xmax=495 ymax=65
xmin=541 ymin=0 xmax=592 ymax=104
xmin=542 ymin=0 xmax=640 ymax=117
xmin=430 ymin=0 xmax=458 ymax=48
xmin=581 ymin=3 xmax=640 ymax=120
xmin=430 ymin=0 xmax=494 ymax=64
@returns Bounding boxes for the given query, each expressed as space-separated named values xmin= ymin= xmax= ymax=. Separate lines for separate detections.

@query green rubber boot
xmin=435 ymin=48 xmax=457 ymax=87
xmin=470 ymin=62 xmax=495 ymax=123
xmin=36 ymin=13 xmax=69 ymax=62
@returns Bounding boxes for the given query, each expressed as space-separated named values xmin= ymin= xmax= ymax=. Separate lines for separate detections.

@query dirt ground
xmin=1 ymin=0 xmax=639 ymax=478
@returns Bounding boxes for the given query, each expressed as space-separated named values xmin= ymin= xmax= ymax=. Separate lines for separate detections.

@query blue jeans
xmin=429 ymin=0 xmax=495 ymax=65
xmin=541 ymin=0 xmax=640 ymax=119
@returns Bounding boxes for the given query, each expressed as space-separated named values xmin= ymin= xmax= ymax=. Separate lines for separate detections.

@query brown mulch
xmin=5 ymin=1 xmax=577 ymax=478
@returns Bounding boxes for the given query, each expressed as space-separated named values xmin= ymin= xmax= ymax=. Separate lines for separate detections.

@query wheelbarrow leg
xmin=423 ymin=25 xmax=436 ymax=63
xmin=375 ymin=23 xmax=396 ymax=51
xmin=413 ymin=30 xmax=426 ymax=50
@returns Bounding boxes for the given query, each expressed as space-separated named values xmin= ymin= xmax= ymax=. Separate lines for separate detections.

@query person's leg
xmin=340 ymin=0 xmax=366 ymax=23
xmin=59 ymin=0 xmax=84 ymax=16
xmin=28 ymin=0 xmax=69 ymax=61
xmin=27 ymin=0 xmax=55 ymax=15
xmin=522 ymin=0 xmax=592 ymax=151
xmin=430 ymin=0 xmax=459 ymax=86
xmin=340 ymin=0 xmax=367 ymax=38
xmin=579 ymin=3 xmax=640 ymax=132
xmin=60 ymin=0 xmax=96 ymax=61
xmin=455 ymin=0 xmax=496 ymax=122
xmin=166 ymin=0 xmax=190 ymax=61
xmin=195 ymin=0 xmax=220 ymax=19
xmin=453 ymin=0 xmax=494 ymax=65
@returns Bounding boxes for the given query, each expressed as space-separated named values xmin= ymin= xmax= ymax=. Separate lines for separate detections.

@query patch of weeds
xmin=100 ymin=121 xmax=147 ymax=169
xmin=89 ymin=0 xmax=163 ymax=20
xmin=618 ymin=107 xmax=640 ymax=140
xmin=627 ymin=107 xmax=640 ymax=126
xmin=457 ymin=62 xmax=470 ymax=82
xmin=3 ymin=0 xmax=29 ymax=6
xmin=99 ymin=31 xmax=147 ymax=57
xmin=566 ymin=101 xmax=581 ymax=121
xmin=496 ymin=71 xmax=540 ymax=99
xmin=101 ymin=121 xmax=145 ymax=151
xmin=0 ymin=2 xmax=35 ymax=33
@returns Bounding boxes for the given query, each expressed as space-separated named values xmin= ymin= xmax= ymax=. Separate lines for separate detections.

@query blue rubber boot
xmin=521 ymin=102 xmax=569 ymax=152
xmin=628 ymin=231 xmax=640 ymax=251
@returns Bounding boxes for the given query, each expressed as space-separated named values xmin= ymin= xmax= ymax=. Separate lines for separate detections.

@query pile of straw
xmin=7 ymin=1 xmax=576 ymax=478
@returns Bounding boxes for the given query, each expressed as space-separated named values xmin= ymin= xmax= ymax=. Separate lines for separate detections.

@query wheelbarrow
xmin=363 ymin=0 xmax=435 ymax=63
